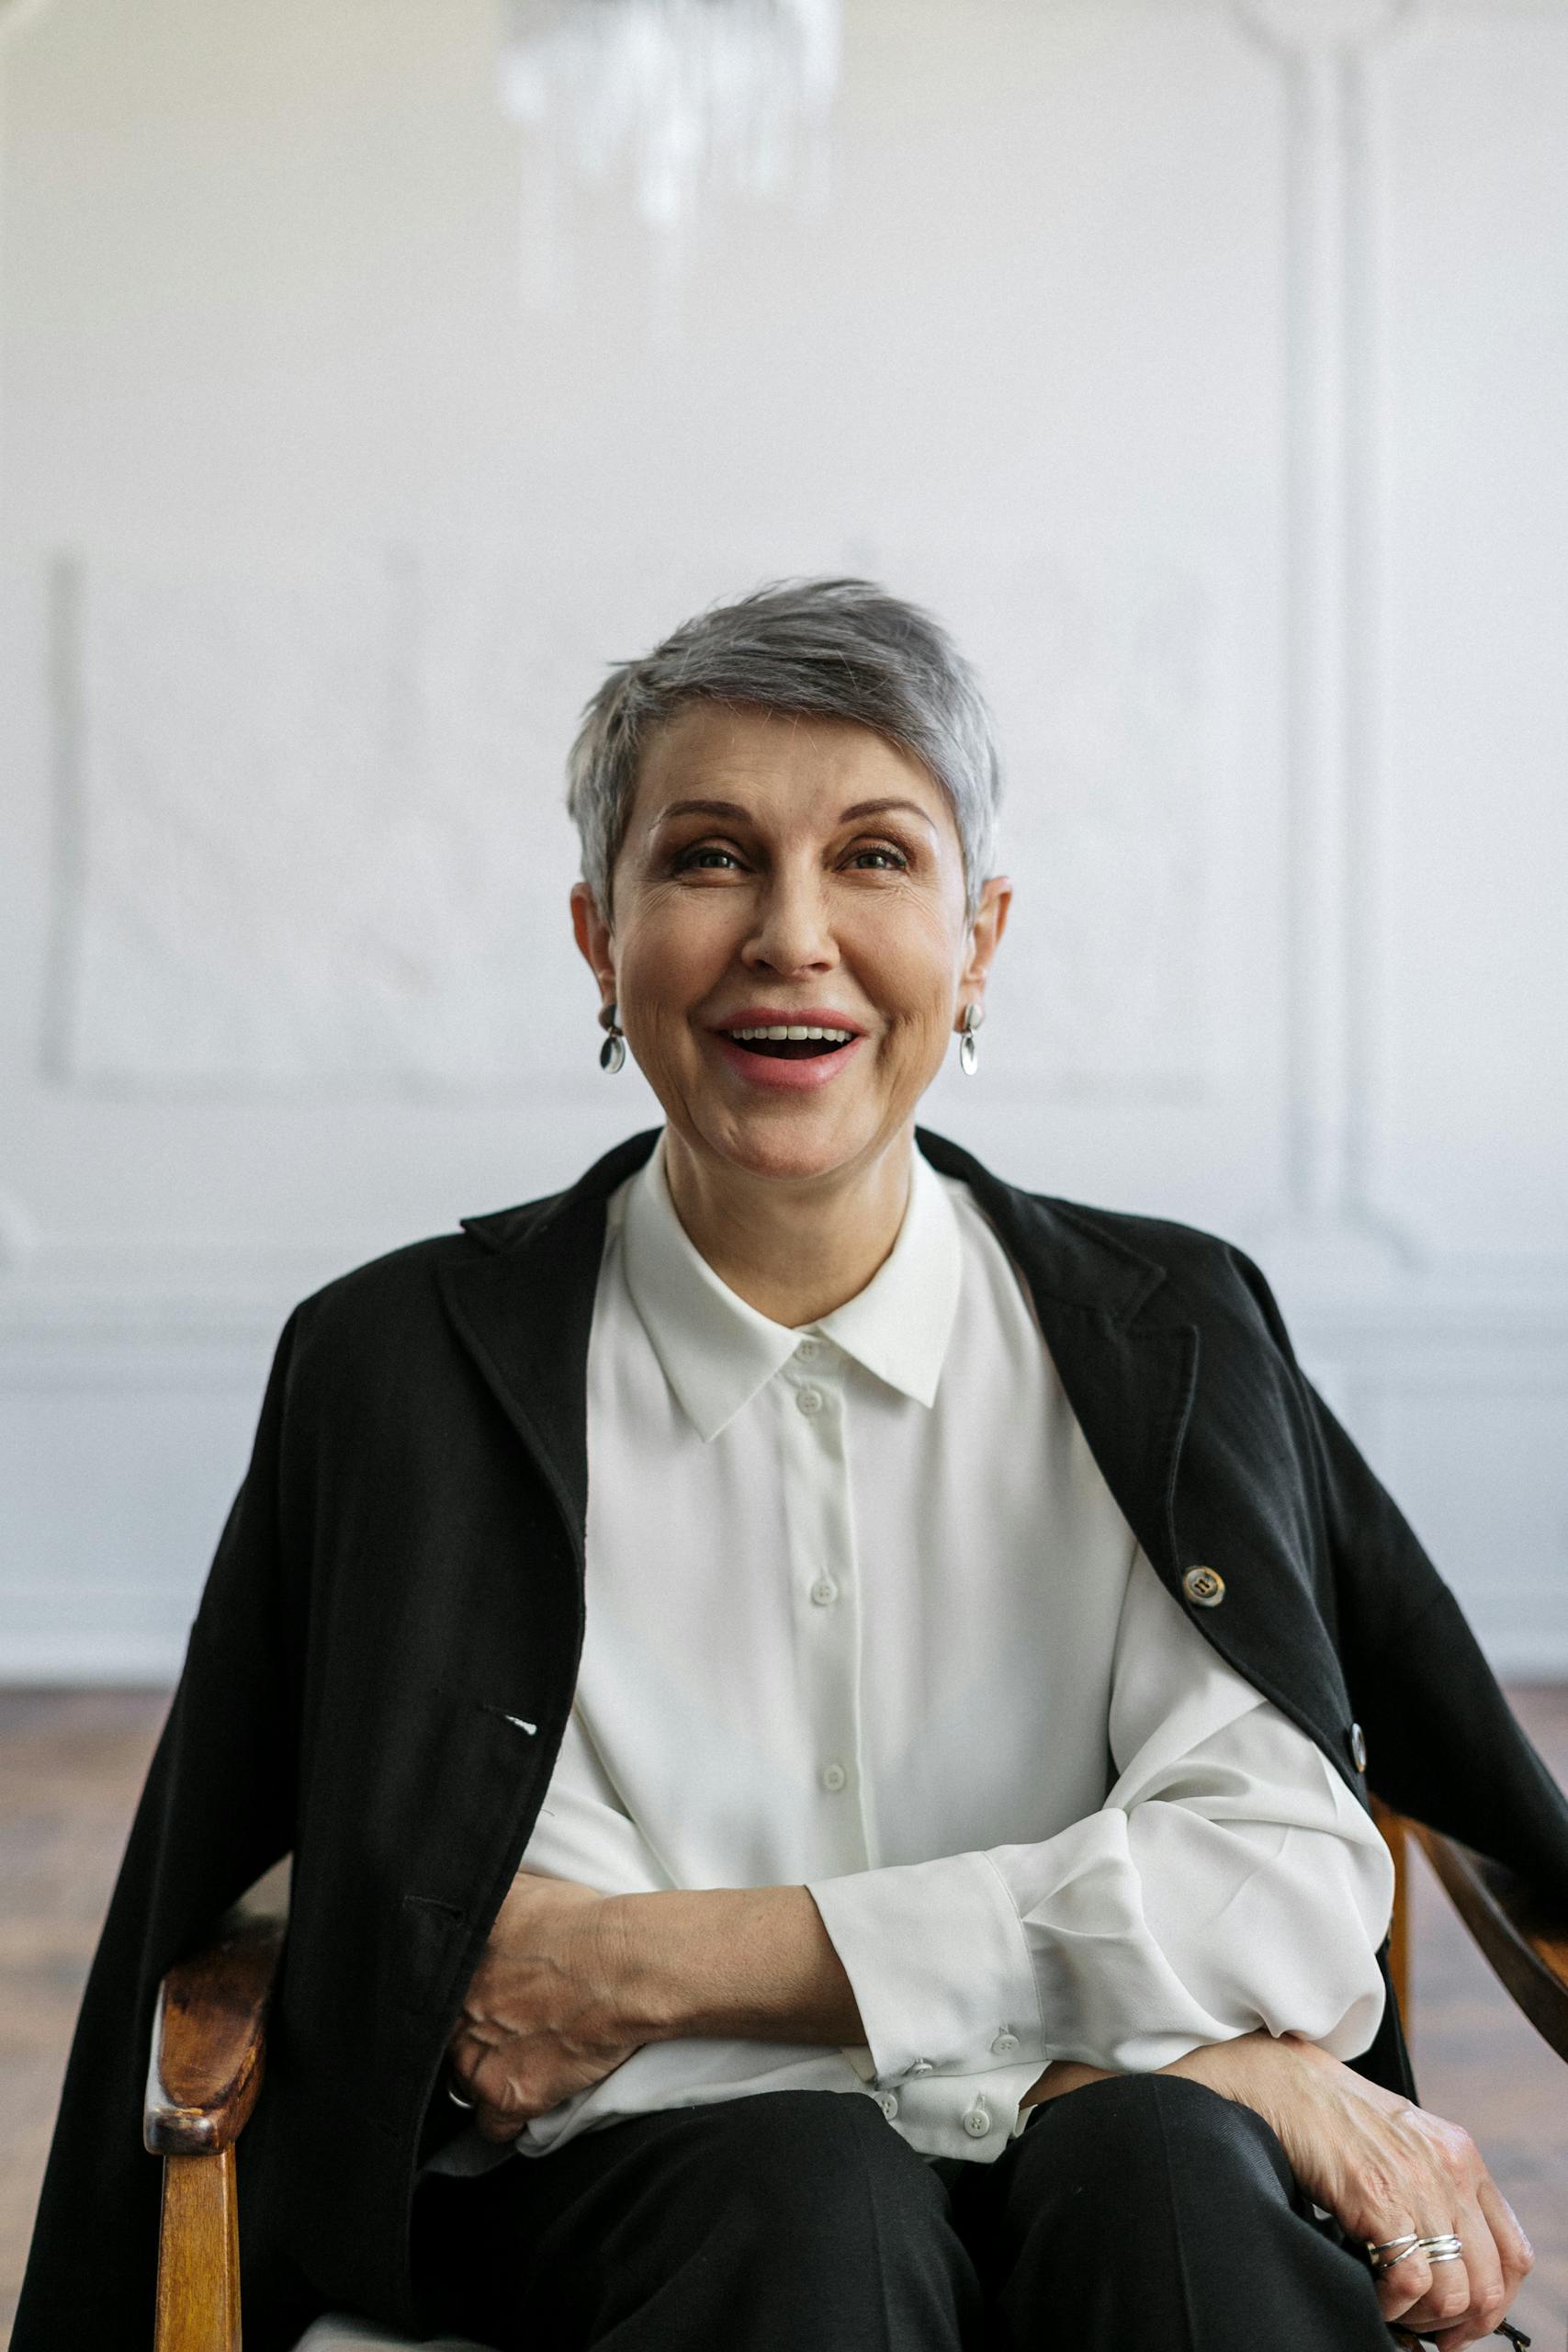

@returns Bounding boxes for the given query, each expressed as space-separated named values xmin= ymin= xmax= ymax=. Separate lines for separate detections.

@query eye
xmin=672 ymin=844 xmax=744 ymax=873
xmin=846 ymin=842 xmax=909 ymax=872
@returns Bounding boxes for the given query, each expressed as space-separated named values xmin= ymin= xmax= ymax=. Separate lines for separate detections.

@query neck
xmin=660 ymin=1125 xmax=916 ymax=1327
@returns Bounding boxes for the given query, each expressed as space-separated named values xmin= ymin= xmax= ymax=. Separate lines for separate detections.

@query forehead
xmin=629 ymin=699 xmax=953 ymax=834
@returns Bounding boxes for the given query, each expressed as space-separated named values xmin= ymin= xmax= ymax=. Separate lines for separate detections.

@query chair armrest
xmin=144 ymin=1911 xmax=287 ymax=2156
xmin=1409 ymin=1822 xmax=1568 ymax=2064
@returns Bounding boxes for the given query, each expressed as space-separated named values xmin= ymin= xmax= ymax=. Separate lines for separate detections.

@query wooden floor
xmin=3 ymin=1689 xmax=1566 ymax=2348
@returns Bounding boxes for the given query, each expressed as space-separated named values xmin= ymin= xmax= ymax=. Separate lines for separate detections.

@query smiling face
xmin=570 ymin=699 xmax=1010 ymax=1191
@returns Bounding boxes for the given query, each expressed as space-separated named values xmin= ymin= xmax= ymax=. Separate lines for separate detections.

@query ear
xmin=570 ymin=882 xmax=616 ymax=1010
xmin=955 ymin=875 xmax=1012 ymax=1021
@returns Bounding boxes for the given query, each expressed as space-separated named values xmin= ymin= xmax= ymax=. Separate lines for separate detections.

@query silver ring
xmin=1369 ymin=2236 xmax=1422 ymax=2273
xmin=1425 ymin=2249 xmax=1465 ymax=2265
xmin=1416 ymin=2235 xmax=1463 ymax=2259
xmin=446 ymin=2076 xmax=477 ymax=2110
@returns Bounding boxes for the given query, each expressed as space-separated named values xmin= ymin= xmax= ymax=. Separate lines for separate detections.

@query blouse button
xmin=795 ymin=1337 xmax=824 ymax=1359
xmin=990 ymin=2031 xmax=1020 ymax=2056
xmin=820 ymin=1761 xmax=848 ymax=1792
xmin=810 ymin=1577 xmax=839 ymax=1607
xmin=1181 ymin=1565 xmax=1225 ymax=1608
xmin=911 ymin=2059 xmax=934 ymax=2076
xmin=878 ymin=2091 xmax=899 ymax=2120
xmin=795 ymin=1387 xmax=824 ymax=1416
xmin=962 ymin=2102 xmax=992 ymax=2140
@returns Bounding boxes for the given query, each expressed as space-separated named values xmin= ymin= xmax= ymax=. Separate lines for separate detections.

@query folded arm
xmin=807 ymin=1553 xmax=1393 ymax=2092
xmin=451 ymin=1557 xmax=1391 ymax=2135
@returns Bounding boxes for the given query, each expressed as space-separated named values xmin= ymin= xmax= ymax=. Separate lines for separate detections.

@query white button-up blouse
xmin=446 ymin=1131 xmax=1393 ymax=2170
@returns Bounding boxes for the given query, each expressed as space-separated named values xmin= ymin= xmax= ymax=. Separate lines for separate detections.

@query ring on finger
xmin=1368 ymin=2230 xmax=1463 ymax=2277
xmin=1368 ymin=2237 xmax=1422 ymax=2274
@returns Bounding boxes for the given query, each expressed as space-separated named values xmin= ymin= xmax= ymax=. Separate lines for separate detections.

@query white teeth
xmin=728 ymin=1024 xmax=854 ymax=1044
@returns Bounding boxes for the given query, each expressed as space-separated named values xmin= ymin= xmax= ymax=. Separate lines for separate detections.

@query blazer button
xmin=1181 ymin=1565 xmax=1225 ymax=1608
xmin=1349 ymin=1722 xmax=1368 ymax=1773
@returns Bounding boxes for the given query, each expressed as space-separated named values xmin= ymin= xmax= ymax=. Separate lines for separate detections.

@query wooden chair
xmin=144 ymin=1806 xmax=1568 ymax=2352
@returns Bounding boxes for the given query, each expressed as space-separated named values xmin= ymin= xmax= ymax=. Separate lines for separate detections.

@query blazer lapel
xmin=914 ymin=1125 xmax=1202 ymax=1600
xmin=434 ymin=1127 xmax=664 ymax=1545
xmin=1029 ymin=1308 xmax=1201 ymax=1597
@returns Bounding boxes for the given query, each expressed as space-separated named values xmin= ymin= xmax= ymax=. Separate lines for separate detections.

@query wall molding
xmin=1233 ymin=0 xmax=1424 ymax=1272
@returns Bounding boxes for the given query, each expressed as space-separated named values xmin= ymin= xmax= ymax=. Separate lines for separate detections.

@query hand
xmin=1201 ymin=2035 xmax=1531 ymax=2348
xmin=447 ymin=1871 xmax=640 ymax=2141
xmin=1032 ymin=2034 xmax=1532 ymax=2350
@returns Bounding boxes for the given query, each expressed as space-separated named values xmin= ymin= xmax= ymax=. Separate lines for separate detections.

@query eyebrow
xmin=652 ymin=797 xmax=939 ymax=831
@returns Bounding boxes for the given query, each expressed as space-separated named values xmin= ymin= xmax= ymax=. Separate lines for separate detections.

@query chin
xmin=698 ymin=1102 xmax=891 ymax=1187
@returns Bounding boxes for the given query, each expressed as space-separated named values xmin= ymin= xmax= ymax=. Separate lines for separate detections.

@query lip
xmin=705 ymin=1009 xmax=870 ymax=1096
xmin=710 ymin=1031 xmax=869 ymax=1092
xmin=709 ymin=1007 xmax=868 ymax=1036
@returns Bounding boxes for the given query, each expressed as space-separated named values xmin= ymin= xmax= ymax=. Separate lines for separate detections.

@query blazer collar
xmin=438 ymin=1125 xmax=1195 ymax=1586
xmin=435 ymin=1132 xmax=659 ymax=1542
xmin=908 ymin=1126 xmax=1170 ymax=1325
xmin=457 ymin=1125 xmax=1171 ymax=1317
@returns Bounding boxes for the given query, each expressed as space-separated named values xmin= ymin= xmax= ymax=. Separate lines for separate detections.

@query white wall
xmin=2 ymin=0 xmax=1566 ymax=1679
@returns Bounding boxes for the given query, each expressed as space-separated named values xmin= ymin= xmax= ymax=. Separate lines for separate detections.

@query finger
xmin=1371 ymin=2240 xmax=1435 ymax=2324
xmin=1396 ymin=2256 xmax=1472 ymax=2340
xmin=1392 ymin=2228 xmax=1475 ymax=2343
xmin=1427 ymin=2175 xmax=1522 ymax=2352
xmin=1366 ymin=2222 xmax=1459 ymax=2329
xmin=1477 ymin=2174 xmax=1534 ymax=2301
xmin=446 ymin=2032 xmax=489 ymax=2094
xmin=462 ymin=2048 xmax=531 ymax=2141
xmin=1359 ymin=2221 xmax=1427 ymax=2325
xmin=1440 ymin=2192 xmax=1506 ymax=2348
xmin=443 ymin=2048 xmax=479 ymax=2107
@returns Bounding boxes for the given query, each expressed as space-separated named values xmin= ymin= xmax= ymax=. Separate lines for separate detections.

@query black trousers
xmin=410 ymin=2075 xmax=1397 ymax=2349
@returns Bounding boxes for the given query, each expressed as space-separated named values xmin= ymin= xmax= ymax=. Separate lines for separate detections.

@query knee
xmin=660 ymin=2093 xmax=969 ymax=2337
xmin=708 ymin=2089 xmax=921 ymax=2200
xmin=1026 ymin=2073 xmax=1289 ymax=2205
xmin=689 ymin=2091 xmax=937 ymax=2245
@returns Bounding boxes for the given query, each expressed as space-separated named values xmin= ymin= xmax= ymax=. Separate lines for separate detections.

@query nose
xmin=741 ymin=860 xmax=837 ymax=978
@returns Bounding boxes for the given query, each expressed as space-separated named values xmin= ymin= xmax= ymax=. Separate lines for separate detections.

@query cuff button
xmin=962 ymin=2102 xmax=992 ymax=2139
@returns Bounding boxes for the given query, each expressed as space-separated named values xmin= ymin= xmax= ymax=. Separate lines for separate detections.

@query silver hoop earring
xmin=958 ymin=1001 xmax=983 ymax=1077
xmin=599 ymin=1000 xmax=626 ymax=1075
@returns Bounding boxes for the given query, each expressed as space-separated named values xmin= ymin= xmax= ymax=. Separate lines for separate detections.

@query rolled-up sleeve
xmin=808 ymin=1550 xmax=1393 ymax=2090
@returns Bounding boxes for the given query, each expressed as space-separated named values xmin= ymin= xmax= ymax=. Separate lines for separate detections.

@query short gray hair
xmin=565 ymin=577 xmax=1003 ymax=924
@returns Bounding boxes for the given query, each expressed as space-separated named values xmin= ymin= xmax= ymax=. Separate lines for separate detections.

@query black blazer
xmin=17 ymin=1125 xmax=1568 ymax=2350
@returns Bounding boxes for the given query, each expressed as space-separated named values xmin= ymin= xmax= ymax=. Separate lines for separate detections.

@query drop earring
xmin=958 ymin=1001 xmax=983 ymax=1076
xmin=599 ymin=1000 xmax=626 ymax=1075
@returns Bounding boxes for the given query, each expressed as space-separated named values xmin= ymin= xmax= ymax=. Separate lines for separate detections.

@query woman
xmin=17 ymin=580 xmax=1562 ymax=2352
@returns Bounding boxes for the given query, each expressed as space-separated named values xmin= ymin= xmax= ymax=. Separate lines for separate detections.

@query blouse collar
xmin=615 ymin=1129 xmax=964 ymax=1442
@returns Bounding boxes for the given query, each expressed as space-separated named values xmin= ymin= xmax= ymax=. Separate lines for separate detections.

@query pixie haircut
xmin=565 ymin=577 xmax=1003 ymax=925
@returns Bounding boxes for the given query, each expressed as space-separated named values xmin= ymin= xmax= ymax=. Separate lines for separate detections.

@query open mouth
xmin=720 ymin=1024 xmax=858 ymax=1061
